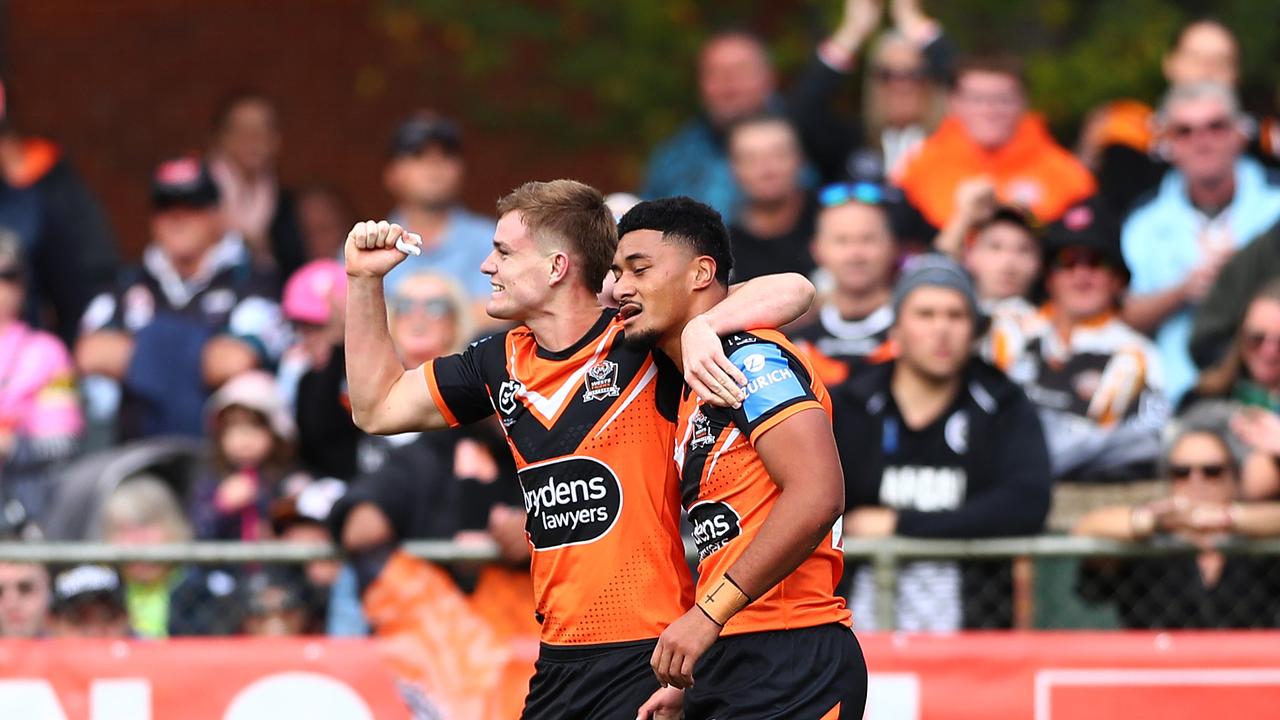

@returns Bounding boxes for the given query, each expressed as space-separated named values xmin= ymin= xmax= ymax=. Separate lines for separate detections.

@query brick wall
xmin=3 ymin=0 xmax=632 ymax=257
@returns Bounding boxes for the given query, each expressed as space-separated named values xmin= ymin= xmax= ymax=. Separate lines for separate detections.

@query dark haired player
xmin=614 ymin=197 xmax=866 ymax=719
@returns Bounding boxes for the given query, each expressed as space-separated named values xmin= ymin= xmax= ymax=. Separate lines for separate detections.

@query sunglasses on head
xmin=0 ymin=579 xmax=38 ymax=598
xmin=1052 ymin=247 xmax=1112 ymax=272
xmin=873 ymin=66 xmax=927 ymax=84
xmin=1243 ymin=330 xmax=1280 ymax=352
xmin=818 ymin=182 xmax=886 ymax=209
xmin=389 ymin=296 xmax=455 ymax=318
xmin=1169 ymin=116 xmax=1233 ymax=140
xmin=1169 ymin=463 xmax=1228 ymax=480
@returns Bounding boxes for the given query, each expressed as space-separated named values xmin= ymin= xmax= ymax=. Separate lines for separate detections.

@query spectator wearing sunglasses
xmin=853 ymin=0 xmax=953 ymax=176
xmin=1120 ymin=82 xmax=1280 ymax=406
xmin=1005 ymin=200 xmax=1168 ymax=482
xmin=788 ymin=181 xmax=898 ymax=385
xmin=725 ymin=113 xmax=819 ymax=283
xmin=0 ymin=560 xmax=50 ymax=637
xmin=355 ymin=270 xmax=474 ymax=475
xmin=1073 ymin=427 xmax=1280 ymax=629
xmin=1183 ymin=280 xmax=1280 ymax=500
xmin=1084 ymin=20 xmax=1280 ymax=219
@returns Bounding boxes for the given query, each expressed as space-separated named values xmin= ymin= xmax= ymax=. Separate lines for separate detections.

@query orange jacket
xmin=895 ymin=114 xmax=1096 ymax=228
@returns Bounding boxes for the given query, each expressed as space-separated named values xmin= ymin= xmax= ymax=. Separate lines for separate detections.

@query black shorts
xmin=684 ymin=623 xmax=867 ymax=720
xmin=521 ymin=639 xmax=660 ymax=720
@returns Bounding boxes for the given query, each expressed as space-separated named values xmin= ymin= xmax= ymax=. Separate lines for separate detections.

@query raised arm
xmin=345 ymin=220 xmax=447 ymax=434
xmin=681 ymin=273 xmax=817 ymax=406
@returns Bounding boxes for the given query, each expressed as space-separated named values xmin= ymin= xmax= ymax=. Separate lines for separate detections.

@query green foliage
xmin=381 ymin=0 xmax=1280 ymax=154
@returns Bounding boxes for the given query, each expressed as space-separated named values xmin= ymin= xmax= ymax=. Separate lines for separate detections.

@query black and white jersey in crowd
xmin=80 ymin=234 xmax=289 ymax=362
xmin=999 ymin=308 xmax=1169 ymax=479
xmin=788 ymin=302 xmax=894 ymax=386
xmin=832 ymin=359 xmax=1052 ymax=630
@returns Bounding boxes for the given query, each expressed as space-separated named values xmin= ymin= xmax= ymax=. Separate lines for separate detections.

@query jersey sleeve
xmin=725 ymin=336 xmax=823 ymax=443
xmin=422 ymin=336 xmax=499 ymax=427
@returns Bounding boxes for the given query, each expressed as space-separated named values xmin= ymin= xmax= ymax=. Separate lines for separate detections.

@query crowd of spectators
xmin=3 ymin=0 xmax=1280 ymax=638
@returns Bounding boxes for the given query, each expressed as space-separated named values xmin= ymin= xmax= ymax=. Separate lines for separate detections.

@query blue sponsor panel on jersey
xmin=729 ymin=342 xmax=807 ymax=423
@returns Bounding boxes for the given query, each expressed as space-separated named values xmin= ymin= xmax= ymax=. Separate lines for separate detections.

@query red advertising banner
xmin=3 ymin=632 xmax=1280 ymax=719
xmin=0 ymin=638 xmax=410 ymax=720
xmin=859 ymin=631 xmax=1280 ymax=720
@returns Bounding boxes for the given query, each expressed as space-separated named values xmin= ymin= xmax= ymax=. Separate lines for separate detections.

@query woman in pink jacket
xmin=0 ymin=232 xmax=83 ymax=520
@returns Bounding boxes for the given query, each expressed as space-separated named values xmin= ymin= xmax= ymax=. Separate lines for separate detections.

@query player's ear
xmin=692 ymin=256 xmax=717 ymax=291
xmin=547 ymin=251 xmax=571 ymax=286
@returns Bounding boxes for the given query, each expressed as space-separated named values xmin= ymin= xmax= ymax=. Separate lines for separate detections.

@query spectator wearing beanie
xmin=833 ymin=254 xmax=1051 ymax=631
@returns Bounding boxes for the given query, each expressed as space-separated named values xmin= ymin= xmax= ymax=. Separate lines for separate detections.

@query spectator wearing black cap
xmin=1004 ymin=200 xmax=1169 ymax=482
xmin=0 ymin=76 xmax=120 ymax=347
xmin=380 ymin=111 xmax=495 ymax=316
xmin=48 ymin=565 xmax=129 ymax=638
xmin=0 ymin=231 xmax=83 ymax=519
xmin=788 ymin=181 xmax=898 ymax=386
xmin=75 ymin=156 xmax=289 ymax=441
xmin=208 ymin=91 xmax=306 ymax=280
xmin=833 ymin=254 xmax=1051 ymax=630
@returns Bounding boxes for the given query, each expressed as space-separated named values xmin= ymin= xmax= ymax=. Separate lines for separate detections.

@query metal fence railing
xmin=7 ymin=536 xmax=1280 ymax=633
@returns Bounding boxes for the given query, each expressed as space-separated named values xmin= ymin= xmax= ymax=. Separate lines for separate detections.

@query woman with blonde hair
xmin=102 ymin=475 xmax=241 ymax=637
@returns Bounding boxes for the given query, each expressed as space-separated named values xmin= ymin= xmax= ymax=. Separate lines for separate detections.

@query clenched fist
xmin=344 ymin=220 xmax=423 ymax=278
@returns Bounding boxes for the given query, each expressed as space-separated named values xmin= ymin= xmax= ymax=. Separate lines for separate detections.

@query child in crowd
xmin=192 ymin=371 xmax=308 ymax=541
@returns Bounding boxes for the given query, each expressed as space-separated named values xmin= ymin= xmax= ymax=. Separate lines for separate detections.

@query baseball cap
xmin=207 ymin=370 xmax=296 ymax=441
xmin=151 ymin=156 xmax=220 ymax=210
xmin=390 ymin=111 xmax=461 ymax=158
xmin=51 ymin=565 xmax=125 ymax=615
xmin=892 ymin=253 xmax=986 ymax=329
xmin=282 ymin=259 xmax=347 ymax=325
xmin=1043 ymin=197 xmax=1130 ymax=282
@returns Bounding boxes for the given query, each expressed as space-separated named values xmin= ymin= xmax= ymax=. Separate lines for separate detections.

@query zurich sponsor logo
xmin=731 ymin=343 xmax=806 ymax=423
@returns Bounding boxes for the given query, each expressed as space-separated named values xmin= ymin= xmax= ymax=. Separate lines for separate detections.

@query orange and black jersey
xmin=675 ymin=329 xmax=850 ymax=636
xmin=423 ymin=309 xmax=693 ymax=646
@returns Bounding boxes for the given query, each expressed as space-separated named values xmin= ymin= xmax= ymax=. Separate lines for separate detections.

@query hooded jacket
xmin=895 ymin=114 xmax=1096 ymax=229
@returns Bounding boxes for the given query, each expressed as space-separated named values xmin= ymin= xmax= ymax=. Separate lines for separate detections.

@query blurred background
xmin=6 ymin=0 xmax=1279 ymax=255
